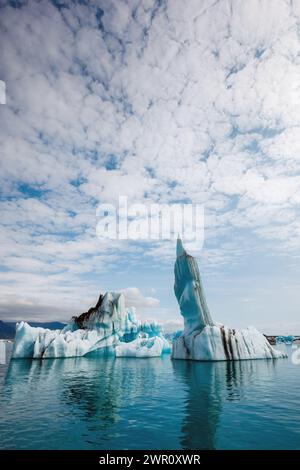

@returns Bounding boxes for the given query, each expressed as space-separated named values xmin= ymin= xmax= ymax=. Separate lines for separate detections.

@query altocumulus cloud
xmin=0 ymin=0 xmax=300 ymax=326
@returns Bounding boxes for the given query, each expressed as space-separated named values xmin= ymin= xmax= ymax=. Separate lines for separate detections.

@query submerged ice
xmin=172 ymin=239 xmax=286 ymax=361
xmin=12 ymin=292 xmax=171 ymax=359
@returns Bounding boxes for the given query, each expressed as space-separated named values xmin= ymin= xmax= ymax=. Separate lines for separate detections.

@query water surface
xmin=0 ymin=345 xmax=299 ymax=449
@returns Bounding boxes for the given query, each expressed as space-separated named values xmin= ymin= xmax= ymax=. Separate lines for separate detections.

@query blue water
xmin=0 ymin=345 xmax=300 ymax=449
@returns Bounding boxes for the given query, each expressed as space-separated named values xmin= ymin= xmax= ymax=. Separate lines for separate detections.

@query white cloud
xmin=120 ymin=286 xmax=160 ymax=309
xmin=162 ymin=318 xmax=184 ymax=333
xmin=0 ymin=0 xmax=300 ymax=326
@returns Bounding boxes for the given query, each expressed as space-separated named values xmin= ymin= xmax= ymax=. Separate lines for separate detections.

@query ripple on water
xmin=0 ymin=350 xmax=300 ymax=449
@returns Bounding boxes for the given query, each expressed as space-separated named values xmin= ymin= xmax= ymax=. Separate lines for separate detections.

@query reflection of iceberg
xmin=12 ymin=292 xmax=170 ymax=359
xmin=172 ymin=360 xmax=222 ymax=449
xmin=173 ymin=358 xmax=278 ymax=449
xmin=1 ymin=355 xmax=167 ymax=449
xmin=172 ymin=239 xmax=286 ymax=361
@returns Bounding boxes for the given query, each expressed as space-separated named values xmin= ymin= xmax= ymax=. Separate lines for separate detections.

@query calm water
xmin=0 ymin=345 xmax=300 ymax=450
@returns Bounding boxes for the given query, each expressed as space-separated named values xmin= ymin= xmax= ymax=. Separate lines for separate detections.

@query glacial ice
xmin=12 ymin=239 xmax=286 ymax=362
xmin=276 ymin=335 xmax=295 ymax=344
xmin=172 ymin=239 xmax=287 ymax=361
xmin=115 ymin=334 xmax=165 ymax=358
xmin=12 ymin=292 xmax=171 ymax=359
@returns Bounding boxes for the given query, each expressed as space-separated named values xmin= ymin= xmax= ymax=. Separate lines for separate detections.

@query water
xmin=0 ymin=345 xmax=299 ymax=450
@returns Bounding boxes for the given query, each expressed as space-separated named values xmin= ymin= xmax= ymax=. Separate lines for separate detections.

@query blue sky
xmin=0 ymin=0 xmax=300 ymax=334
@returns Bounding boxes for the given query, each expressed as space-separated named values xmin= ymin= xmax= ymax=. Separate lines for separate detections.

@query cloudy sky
xmin=0 ymin=0 xmax=300 ymax=334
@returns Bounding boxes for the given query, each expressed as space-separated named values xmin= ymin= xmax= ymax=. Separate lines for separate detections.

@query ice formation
xmin=12 ymin=292 xmax=170 ymax=359
xmin=172 ymin=239 xmax=287 ymax=361
xmin=116 ymin=335 xmax=166 ymax=358
xmin=276 ymin=335 xmax=295 ymax=344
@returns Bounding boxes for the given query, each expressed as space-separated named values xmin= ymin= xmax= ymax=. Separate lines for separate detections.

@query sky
xmin=0 ymin=0 xmax=300 ymax=334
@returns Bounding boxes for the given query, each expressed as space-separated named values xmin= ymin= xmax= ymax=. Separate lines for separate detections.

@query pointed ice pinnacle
xmin=174 ymin=238 xmax=214 ymax=334
xmin=172 ymin=239 xmax=287 ymax=361
xmin=176 ymin=236 xmax=185 ymax=257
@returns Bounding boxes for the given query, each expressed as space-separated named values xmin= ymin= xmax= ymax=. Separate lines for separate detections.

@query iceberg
xmin=116 ymin=334 xmax=165 ymax=358
xmin=276 ymin=335 xmax=295 ymax=345
xmin=172 ymin=239 xmax=287 ymax=361
xmin=12 ymin=292 xmax=171 ymax=359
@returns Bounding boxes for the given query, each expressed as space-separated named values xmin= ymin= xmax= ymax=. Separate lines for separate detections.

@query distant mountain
xmin=0 ymin=320 xmax=66 ymax=339
xmin=0 ymin=320 xmax=15 ymax=339
xmin=24 ymin=321 xmax=66 ymax=330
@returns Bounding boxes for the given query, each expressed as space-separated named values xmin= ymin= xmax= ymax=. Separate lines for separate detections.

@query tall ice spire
xmin=174 ymin=238 xmax=214 ymax=333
